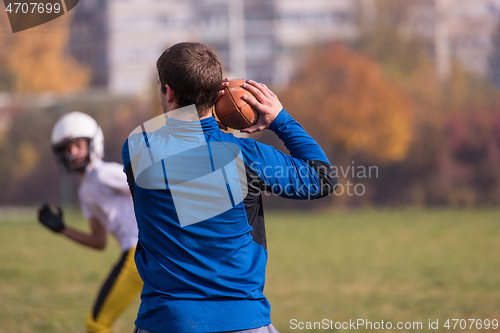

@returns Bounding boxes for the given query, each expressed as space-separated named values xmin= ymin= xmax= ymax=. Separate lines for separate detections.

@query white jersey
xmin=78 ymin=159 xmax=138 ymax=251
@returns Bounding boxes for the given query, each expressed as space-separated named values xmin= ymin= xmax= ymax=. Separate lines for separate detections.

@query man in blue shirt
xmin=122 ymin=42 xmax=337 ymax=333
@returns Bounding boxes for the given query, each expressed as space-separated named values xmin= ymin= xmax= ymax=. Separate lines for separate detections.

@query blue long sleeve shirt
xmin=122 ymin=109 xmax=336 ymax=333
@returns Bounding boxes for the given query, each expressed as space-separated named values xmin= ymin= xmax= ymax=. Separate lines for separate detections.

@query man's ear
xmin=165 ymin=84 xmax=176 ymax=103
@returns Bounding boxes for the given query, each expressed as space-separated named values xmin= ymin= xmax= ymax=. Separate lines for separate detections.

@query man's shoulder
xmin=209 ymin=131 xmax=277 ymax=168
xmin=210 ymin=130 xmax=262 ymax=152
xmin=213 ymin=129 xmax=258 ymax=145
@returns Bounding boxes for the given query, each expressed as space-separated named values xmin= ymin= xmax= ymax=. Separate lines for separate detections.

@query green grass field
xmin=1 ymin=208 xmax=500 ymax=332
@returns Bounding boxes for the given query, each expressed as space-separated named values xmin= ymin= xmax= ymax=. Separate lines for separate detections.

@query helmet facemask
xmin=51 ymin=112 xmax=104 ymax=174
xmin=53 ymin=138 xmax=93 ymax=174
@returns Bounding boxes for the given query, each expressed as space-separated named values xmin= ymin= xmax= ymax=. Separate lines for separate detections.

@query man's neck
xmin=164 ymin=104 xmax=213 ymax=121
xmin=199 ymin=110 xmax=213 ymax=120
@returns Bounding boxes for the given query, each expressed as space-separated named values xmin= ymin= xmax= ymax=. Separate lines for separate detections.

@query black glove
xmin=38 ymin=204 xmax=65 ymax=233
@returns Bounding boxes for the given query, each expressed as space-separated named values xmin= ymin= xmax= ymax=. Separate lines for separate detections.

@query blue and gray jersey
xmin=122 ymin=108 xmax=337 ymax=333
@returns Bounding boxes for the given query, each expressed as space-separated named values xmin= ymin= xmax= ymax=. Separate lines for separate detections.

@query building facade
xmin=68 ymin=0 xmax=500 ymax=94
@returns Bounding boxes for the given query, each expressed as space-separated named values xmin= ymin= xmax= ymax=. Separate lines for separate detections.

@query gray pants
xmin=133 ymin=323 xmax=280 ymax=333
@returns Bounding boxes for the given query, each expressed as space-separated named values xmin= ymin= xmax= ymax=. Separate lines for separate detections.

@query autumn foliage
xmin=282 ymin=44 xmax=413 ymax=164
xmin=0 ymin=12 xmax=89 ymax=94
xmin=1 ymin=0 xmax=500 ymax=207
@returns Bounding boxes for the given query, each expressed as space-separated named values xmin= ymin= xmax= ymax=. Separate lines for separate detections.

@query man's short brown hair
xmin=157 ymin=42 xmax=222 ymax=117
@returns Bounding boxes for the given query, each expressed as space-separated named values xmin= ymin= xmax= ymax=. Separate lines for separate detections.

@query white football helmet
xmin=51 ymin=112 xmax=104 ymax=173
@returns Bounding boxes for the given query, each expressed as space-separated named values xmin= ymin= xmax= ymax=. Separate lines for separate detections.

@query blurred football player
xmin=123 ymin=42 xmax=337 ymax=333
xmin=38 ymin=112 xmax=143 ymax=333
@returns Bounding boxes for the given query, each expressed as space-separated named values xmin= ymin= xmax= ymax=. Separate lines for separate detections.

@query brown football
xmin=215 ymin=79 xmax=259 ymax=130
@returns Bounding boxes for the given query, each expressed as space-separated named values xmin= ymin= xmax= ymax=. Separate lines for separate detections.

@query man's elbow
xmin=93 ymin=237 xmax=107 ymax=250
xmin=95 ymin=243 xmax=106 ymax=251
xmin=327 ymin=175 xmax=339 ymax=195
xmin=307 ymin=160 xmax=338 ymax=199
xmin=316 ymin=174 xmax=338 ymax=199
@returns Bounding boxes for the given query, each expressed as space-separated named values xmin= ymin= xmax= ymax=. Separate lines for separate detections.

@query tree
xmin=1 ymin=12 xmax=89 ymax=94
xmin=345 ymin=0 xmax=500 ymax=206
xmin=281 ymin=44 xmax=413 ymax=164
xmin=488 ymin=18 xmax=500 ymax=90
xmin=0 ymin=10 xmax=15 ymax=91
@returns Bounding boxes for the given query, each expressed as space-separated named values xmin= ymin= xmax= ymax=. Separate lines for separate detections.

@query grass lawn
xmin=1 ymin=208 xmax=500 ymax=332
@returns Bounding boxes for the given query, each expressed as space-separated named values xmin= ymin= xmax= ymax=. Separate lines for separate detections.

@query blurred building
xmin=68 ymin=0 xmax=108 ymax=87
xmin=106 ymin=0 xmax=193 ymax=94
xmin=273 ymin=0 xmax=355 ymax=86
xmin=67 ymin=0 xmax=500 ymax=94
xmin=408 ymin=0 xmax=500 ymax=80
xmin=69 ymin=0 xmax=356 ymax=95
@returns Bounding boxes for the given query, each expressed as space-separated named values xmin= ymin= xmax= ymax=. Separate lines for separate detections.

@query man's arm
xmin=239 ymin=80 xmax=337 ymax=199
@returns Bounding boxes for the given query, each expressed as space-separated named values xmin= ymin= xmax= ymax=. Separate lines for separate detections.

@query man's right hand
xmin=38 ymin=204 xmax=65 ymax=233
xmin=240 ymin=80 xmax=283 ymax=134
